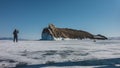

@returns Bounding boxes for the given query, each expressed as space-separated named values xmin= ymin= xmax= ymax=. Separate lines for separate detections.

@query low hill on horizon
xmin=108 ymin=37 xmax=120 ymax=40
xmin=0 ymin=37 xmax=29 ymax=41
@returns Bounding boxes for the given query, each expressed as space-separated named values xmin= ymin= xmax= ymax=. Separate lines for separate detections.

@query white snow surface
xmin=0 ymin=40 xmax=120 ymax=68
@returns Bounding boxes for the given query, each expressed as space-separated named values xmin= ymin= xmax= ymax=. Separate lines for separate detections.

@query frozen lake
xmin=0 ymin=40 xmax=120 ymax=68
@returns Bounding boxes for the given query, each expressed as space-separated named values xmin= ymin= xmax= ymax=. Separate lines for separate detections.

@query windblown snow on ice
xmin=0 ymin=40 xmax=120 ymax=68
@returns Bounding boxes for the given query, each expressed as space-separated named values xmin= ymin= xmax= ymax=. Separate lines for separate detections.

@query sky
xmin=0 ymin=0 xmax=120 ymax=40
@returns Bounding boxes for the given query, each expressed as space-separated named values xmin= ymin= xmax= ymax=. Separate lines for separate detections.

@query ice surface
xmin=0 ymin=40 xmax=120 ymax=68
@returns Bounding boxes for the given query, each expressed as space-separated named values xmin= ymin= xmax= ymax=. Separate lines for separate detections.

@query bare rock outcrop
xmin=41 ymin=24 xmax=93 ymax=40
xmin=41 ymin=24 xmax=107 ymax=40
xmin=93 ymin=34 xmax=108 ymax=40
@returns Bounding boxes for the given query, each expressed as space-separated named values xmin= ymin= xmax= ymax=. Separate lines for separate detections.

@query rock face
xmin=41 ymin=24 xmax=107 ymax=40
xmin=93 ymin=34 xmax=108 ymax=40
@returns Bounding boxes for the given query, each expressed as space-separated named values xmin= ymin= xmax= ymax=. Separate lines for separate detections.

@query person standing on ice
xmin=13 ymin=29 xmax=19 ymax=42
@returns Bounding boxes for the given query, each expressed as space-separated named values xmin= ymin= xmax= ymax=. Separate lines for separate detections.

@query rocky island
xmin=41 ymin=24 xmax=107 ymax=40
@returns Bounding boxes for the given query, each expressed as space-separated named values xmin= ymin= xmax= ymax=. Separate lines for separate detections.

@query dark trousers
xmin=13 ymin=36 xmax=18 ymax=42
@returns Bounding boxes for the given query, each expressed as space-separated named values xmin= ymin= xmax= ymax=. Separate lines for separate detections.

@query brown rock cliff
xmin=42 ymin=24 xmax=95 ymax=40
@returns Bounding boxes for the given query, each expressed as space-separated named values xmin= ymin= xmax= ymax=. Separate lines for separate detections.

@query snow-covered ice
xmin=0 ymin=40 xmax=120 ymax=68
